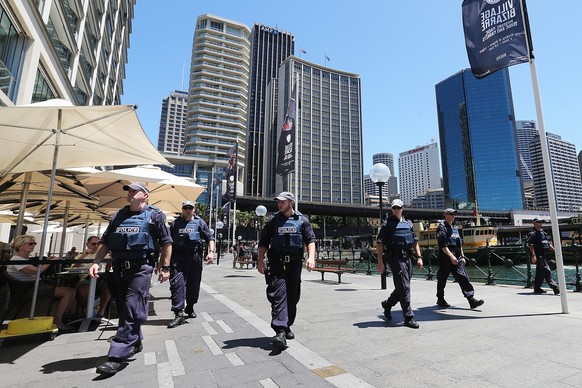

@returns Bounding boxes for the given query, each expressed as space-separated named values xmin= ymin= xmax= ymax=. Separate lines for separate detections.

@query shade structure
xmin=79 ymin=165 xmax=206 ymax=213
xmin=0 ymin=100 xmax=170 ymax=322
xmin=0 ymin=100 xmax=169 ymax=177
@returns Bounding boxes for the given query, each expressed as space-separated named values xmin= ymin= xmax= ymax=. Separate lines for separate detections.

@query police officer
xmin=167 ymin=200 xmax=215 ymax=328
xmin=436 ymin=208 xmax=484 ymax=309
xmin=377 ymin=199 xmax=423 ymax=329
xmin=90 ymin=182 xmax=172 ymax=375
xmin=527 ymin=218 xmax=559 ymax=295
xmin=257 ymin=191 xmax=316 ymax=350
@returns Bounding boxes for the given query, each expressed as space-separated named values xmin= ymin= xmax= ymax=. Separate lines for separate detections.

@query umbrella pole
xmin=15 ymin=172 xmax=32 ymax=236
xmin=29 ymin=114 xmax=62 ymax=320
xmin=57 ymin=201 xmax=71 ymax=259
xmin=83 ymin=215 xmax=90 ymax=244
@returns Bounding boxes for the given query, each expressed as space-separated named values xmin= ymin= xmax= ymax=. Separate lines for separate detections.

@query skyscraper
xmin=0 ymin=0 xmax=135 ymax=106
xmin=183 ymin=14 xmax=250 ymax=195
xmin=436 ymin=68 xmax=523 ymax=211
xmin=372 ymin=152 xmax=398 ymax=199
xmin=530 ymin=133 xmax=582 ymax=212
xmin=157 ymin=90 xmax=188 ymax=154
xmin=398 ymin=143 xmax=441 ymax=205
xmin=515 ymin=120 xmax=537 ymax=183
xmin=266 ymin=57 xmax=364 ymax=204
xmin=246 ymin=24 xmax=294 ymax=197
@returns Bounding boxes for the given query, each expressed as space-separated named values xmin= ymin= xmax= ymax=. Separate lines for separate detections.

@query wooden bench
xmin=313 ymin=259 xmax=354 ymax=284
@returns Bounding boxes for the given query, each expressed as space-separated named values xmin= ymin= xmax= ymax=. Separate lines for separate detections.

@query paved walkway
xmin=1 ymin=254 xmax=581 ymax=387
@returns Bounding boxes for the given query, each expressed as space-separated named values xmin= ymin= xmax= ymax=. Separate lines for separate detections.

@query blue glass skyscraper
xmin=435 ymin=68 xmax=523 ymax=211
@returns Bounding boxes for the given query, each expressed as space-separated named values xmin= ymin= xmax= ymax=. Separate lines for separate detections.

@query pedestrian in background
xmin=435 ymin=208 xmax=484 ymax=309
xmin=257 ymin=191 xmax=316 ymax=350
xmin=89 ymin=182 xmax=172 ymax=375
xmin=528 ymin=218 xmax=559 ymax=295
xmin=167 ymin=200 xmax=215 ymax=328
xmin=377 ymin=199 xmax=423 ymax=329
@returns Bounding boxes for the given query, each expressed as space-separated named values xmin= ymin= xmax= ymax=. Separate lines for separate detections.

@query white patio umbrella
xmin=79 ymin=165 xmax=206 ymax=213
xmin=0 ymin=100 xmax=170 ymax=324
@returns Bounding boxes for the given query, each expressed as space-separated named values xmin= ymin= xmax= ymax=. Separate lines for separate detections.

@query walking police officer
xmin=90 ymin=182 xmax=172 ymax=375
xmin=257 ymin=191 xmax=316 ymax=350
xmin=377 ymin=199 xmax=423 ymax=329
xmin=528 ymin=218 xmax=559 ymax=295
xmin=436 ymin=208 xmax=484 ymax=309
xmin=167 ymin=200 xmax=215 ymax=328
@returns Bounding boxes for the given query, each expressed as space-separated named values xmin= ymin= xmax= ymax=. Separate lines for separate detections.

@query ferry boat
xmin=414 ymin=221 xmax=498 ymax=253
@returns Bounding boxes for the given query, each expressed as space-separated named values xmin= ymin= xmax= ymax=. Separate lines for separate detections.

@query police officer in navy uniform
xmin=527 ymin=218 xmax=559 ymax=295
xmin=436 ymin=208 xmax=484 ymax=309
xmin=167 ymin=200 xmax=215 ymax=328
xmin=377 ymin=199 xmax=423 ymax=329
xmin=90 ymin=182 xmax=172 ymax=375
xmin=257 ymin=191 xmax=316 ymax=350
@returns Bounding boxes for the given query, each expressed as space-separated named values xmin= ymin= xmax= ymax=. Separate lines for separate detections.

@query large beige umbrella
xmin=79 ymin=165 xmax=206 ymax=213
xmin=0 ymin=100 xmax=170 ymax=323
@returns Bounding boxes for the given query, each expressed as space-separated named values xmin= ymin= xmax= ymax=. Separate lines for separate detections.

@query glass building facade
xmin=436 ymin=68 xmax=523 ymax=211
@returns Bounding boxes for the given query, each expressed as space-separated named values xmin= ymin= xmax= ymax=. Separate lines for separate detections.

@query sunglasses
xmin=26 ymin=242 xmax=37 ymax=246
xmin=392 ymin=206 xmax=403 ymax=210
xmin=182 ymin=207 xmax=194 ymax=210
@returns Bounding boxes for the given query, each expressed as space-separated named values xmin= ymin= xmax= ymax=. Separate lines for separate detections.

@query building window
xmin=0 ymin=4 xmax=26 ymax=101
xmin=32 ymin=66 xmax=58 ymax=103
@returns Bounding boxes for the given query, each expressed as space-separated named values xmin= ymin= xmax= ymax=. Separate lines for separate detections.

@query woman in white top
xmin=6 ymin=235 xmax=76 ymax=331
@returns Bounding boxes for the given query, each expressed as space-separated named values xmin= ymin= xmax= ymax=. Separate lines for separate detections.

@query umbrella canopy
xmin=79 ymin=165 xmax=206 ymax=213
xmin=0 ymin=100 xmax=170 ymax=321
xmin=0 ymin=100 xmax=169 ymax=177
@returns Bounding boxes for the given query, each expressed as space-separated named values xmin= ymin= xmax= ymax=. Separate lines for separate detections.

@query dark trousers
xmin=534 ymin=256 xmax=558 ymax=290
xmin=385 ymin=254 xmax=414 ymax=318
xmin=266 ymin=258 xmax=302 ymax=333
xmin=169 ymin=254 xmax=203 ymax=312
xmin=108 ymin=263 xmax=152 ymax=360
xmin=437 ymin=254 xmax=475 ymax=299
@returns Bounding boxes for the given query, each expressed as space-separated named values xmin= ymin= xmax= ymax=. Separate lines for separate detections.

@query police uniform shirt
xmin=437 ymin=221 xmax=462 ymax=252
xmin=258 ymin=212 xmax=316 ymax=253
xmin=377 ymin=215 xmax=418 ymax=251
xmin=101 ymin=205 xmax=172 ymax=253
xmin=527 ymin=229 xmax=551 ymax=255
xmin=170 ymin=215 xmax=214 ymax=257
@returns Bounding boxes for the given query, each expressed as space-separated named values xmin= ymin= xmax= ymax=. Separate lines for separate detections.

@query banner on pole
xmin=222 ymin=144 xmax=237 ymax=203
xmin=276 ymin=81 xmax=297 ymax=175
xmin=462 ymin=0 xmax=532 ymax=79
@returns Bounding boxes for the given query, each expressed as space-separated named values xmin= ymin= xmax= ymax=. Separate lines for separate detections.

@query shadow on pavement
xmin=222 ymin=336 xmax=272 ymax=352
xmin=41 ymin=356 xmax=103 ymax=373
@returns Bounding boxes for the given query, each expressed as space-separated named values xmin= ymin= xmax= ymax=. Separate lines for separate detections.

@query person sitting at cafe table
xmin=73 ymin=235 xmax=111 ymax=318
xmin=6 ymin=234 xmax=77 ymax=331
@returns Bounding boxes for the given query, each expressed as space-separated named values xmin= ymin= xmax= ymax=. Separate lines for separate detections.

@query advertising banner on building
xmin=222 ymin=144 xmax=237 ymax=203
xmin=462 ymin=0 xmax=532 ymax=79
xmin=276 ymin=82 xmax=297 ymax=175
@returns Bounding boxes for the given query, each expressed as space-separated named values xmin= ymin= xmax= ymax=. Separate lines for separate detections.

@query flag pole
xmin=520 ymin=0 xmax=568 ymax=313
xmin=294 ymin=71 xmax=299 ymax=213
xmin=209 ymin=165 xmax=214 ymax=228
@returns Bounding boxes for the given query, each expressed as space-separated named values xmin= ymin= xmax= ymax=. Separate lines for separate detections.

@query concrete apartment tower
xmin=398 ymin=142 xmax=441 ymax=205
xmin=0 ymin=0 xmax=135 ymax=106
xmin=157 ymin=90 xmax=188 ymax=154
xmin=183 ymin=14 xmax=250 ymax=193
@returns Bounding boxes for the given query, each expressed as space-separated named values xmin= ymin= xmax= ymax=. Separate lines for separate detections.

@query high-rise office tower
xmin=266 ymin=56 xmax=364 ymax=204
xmin=530 ymin=133 xmax=582 ymax=212
xmin=372 ymin=152 xmax=398 ymax=199
xmin=246 ymin=24 xmax=294 ymax=197
xmin=0 ymin=0 xmax=135 ymax=106
xmin=157 ymin=90 xmax=188 ymax=154
xmin=515 ymin=120 xmax=537 ymax=183
xmin=436 ymin=68 xmax=523 ymax=211
xmin=398 ymin=142 xmax=441 ymax=205
xmin=183 ymin=14 xmax=250 ymax=192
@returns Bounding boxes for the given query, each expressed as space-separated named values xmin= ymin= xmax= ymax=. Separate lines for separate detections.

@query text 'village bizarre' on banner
xmin=462 ymin=0 xmax=532 ymax=79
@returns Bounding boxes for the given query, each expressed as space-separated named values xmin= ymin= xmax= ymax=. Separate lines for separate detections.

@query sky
xmin=122 ymin=1 xmax=582 ymax=176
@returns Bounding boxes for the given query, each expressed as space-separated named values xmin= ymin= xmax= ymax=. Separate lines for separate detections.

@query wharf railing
xmin=315 ymin=243 xmax=582 ymax=292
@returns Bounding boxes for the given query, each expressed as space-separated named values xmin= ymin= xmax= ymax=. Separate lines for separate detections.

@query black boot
xmin=381 ymin=300 xmax=392 ymax=320
xmin=468 ymin=297 xmax=484 ymax=309
xmin=437 ymin=298 xmax=450 ymax=308
xmin=272 ymin=331 xmax=287 ymax=350
xmin=184 ymin=305 xmax=197 ymax=318
xmin=167 ymin=312 xmax=186 ymax=328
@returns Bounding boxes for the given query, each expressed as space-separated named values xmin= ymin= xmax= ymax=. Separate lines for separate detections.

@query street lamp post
xmin=370 ymin=163 xmax=391 ymax=290
xmin=215 ymin=220 xmax=224 ymax=265
xmin=255 ymin=205 xmax=267 ymax=241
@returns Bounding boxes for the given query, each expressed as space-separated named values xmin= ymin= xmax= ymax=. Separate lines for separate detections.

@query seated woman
xmin=6 ymin=235 xmax=76 ymax=331
xmin=73 ymin=235 xmax=111 ymax=318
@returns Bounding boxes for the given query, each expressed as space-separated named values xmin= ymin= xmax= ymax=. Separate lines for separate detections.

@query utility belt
xmin=112 ymin=257 xmax=154 ymax=270
xmin=269 ymin=255 xmax=303 ymax=264
xmin=385 ymin=248 xmax=413 ymax=259
xmin=173 ymin=243 xmax=202 ymax=253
